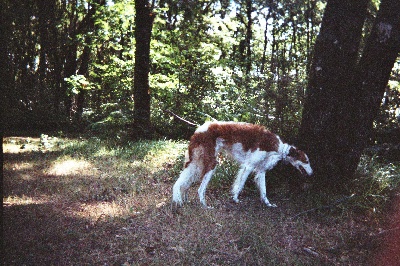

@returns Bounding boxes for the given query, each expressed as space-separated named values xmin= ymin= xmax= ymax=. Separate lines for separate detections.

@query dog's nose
xmin=307 ymin=168 xmax=313 ymax=176
xmin=302 ymin=165 xmax=313 ymax=176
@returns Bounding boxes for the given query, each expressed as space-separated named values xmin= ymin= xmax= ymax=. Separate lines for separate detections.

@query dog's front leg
xmin=254 ymin=171 xmax=277 ymax=207
xmin=232 ymin=166 xmax=253 ymax=203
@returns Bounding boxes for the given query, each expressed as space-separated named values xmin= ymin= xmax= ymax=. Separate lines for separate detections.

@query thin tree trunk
xmin=75 ymin=0 xmax=105 ymax=121
xmin=245 ymin=0 xmax=252 ymax=75
xmin=75 ymin=44 xmax=91 ymax=120
xmin=260 ymin=7 xmax=271 ymax=74
xmin=133 ymin=0 xmax=155 ymax=139
xmin=63 ymin=0 xmax=78 ymax=118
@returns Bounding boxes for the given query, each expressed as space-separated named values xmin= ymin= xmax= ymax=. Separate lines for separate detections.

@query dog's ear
xmin=288 ymin=147 xmax=298 ymax=158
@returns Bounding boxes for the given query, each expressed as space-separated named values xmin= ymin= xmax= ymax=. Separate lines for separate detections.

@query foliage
xmin=375 ymin=63 xmax=400 ymax=134
xmin=150 ymin=0 xmax=325 ymax=137
xmin=352 ymin=155 xmax=400 ymax=214
xmin=3 ymin=0 xmax=399 ymax=141
xmin=65 ymin=75 xmax=93 ymax=95
xmin=4 ymin=0 xmax=326 ymax=138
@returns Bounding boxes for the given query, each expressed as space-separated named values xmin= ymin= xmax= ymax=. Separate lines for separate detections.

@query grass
xmin=3 ymin=136 xmax=400 ymax=265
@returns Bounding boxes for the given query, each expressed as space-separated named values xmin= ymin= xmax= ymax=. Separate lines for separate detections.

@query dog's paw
xmin=200 ymin=203 xmax=214 ymax=209
xmin=232 ymin=196 xmax=240 ymax=203
xmin=262 ymin=198 xmax=277 ymax=207
xmin=171 ymin=199 xmax=184 ymax=209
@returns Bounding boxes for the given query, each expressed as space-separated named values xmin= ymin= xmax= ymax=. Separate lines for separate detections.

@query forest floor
xmin=3 ymin=135 xmax=400 ymax=265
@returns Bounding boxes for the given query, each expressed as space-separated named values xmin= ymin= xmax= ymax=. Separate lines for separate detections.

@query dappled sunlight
xmin=3 ymin=138 xmax=40 ymax=153
xmin=5 ymin=136 xmax=398 ymax=265
xmin=4 ymin=195 xmax=49 ymax=207
xmin=94 ymin=146 xmax=119 ymax=157
xmin=47 ymin=159 xmax=98 ymax=176
xmin=73 ymin=202 xmax=125 ymax=221
xmin=4 ymin=160 xmax=40 ymax=182
xmin=6 ymin=161 xmax=35 ymax=172
xmin=142 ymin=142 xmax=187 ymax=173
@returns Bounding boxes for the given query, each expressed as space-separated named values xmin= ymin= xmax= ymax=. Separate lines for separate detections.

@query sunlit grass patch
xmin=4 ymin=195 xmax=49 ymax=206
xmin=3 ymin=139 xmax=40 ymax=153
xmin=49 ymin=138 xmax=188 ymax=209
xmin=73 ymin=201 xmax=126 ymax=221
xmin=6 ymin=161 xmax=35 ymax=172
xmin=47 ymin=157 xmax=98 ymax=176
xmin=357 ymin=156 xmax=400 ymax=190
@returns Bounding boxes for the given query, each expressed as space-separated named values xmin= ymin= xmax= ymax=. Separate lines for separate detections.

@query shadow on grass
xmin=3 ymin=201 xmax=137 ymax=265
xmin=4 ymin=137 xmax=396 ymax=265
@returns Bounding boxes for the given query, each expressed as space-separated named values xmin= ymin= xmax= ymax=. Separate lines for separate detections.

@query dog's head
xmin=286 ymin=147 xmax=313 ymax=176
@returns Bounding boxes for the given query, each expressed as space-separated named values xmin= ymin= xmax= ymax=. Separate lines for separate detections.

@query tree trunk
xmin=260 ymin=15 xmax=269 ymax=74
xmin=75 ymin=0 xmax=105 ymax=121
xmin=355 ymin=0 xmax=400 ymax=153
xmin=245 ymin=0 xmax=252 ymax=75
xmin=63 ymin=0 xmax=78 ymax=119
xmin=75 ymin=44 xmax=91 ymax=121
xmin=133 ymin=0 xmax=155 ymax=139
xmin=299 ymin=0 xmax=400 ymax=192
xmin=64 ymin=41 xmax=78 ymax=118
xmin=1 ymin=0 xmax=13 ymax=128
xmin=299 ymin=0 xmax=370 ymax=190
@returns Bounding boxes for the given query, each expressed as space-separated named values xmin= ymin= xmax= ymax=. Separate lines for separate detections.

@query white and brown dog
xmin=172 ymin=121 xmax=313 ymax=208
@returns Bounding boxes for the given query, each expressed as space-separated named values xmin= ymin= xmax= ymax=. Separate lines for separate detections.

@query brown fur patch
xmin=288 ymin=147 xmax=308 ymax=163
xmin=185 ymin=122 xmax=279 ymax=173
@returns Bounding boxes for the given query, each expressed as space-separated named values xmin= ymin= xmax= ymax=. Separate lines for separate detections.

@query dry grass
xmin=3 ymin=136 xmax=399 ymax=265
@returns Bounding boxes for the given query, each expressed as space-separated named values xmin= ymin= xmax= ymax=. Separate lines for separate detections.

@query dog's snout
xmin=306 ymin=166 xmax=313 ymax=176
xmin=299 ymin=165 xmax=313 ymax=176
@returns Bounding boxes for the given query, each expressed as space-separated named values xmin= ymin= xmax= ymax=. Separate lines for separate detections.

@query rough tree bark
xmin=355 ymin=0 xmax=400 ymax=153
xmin=133 ymin=0 xmax=155 ymax=139
xmin=299 ymin=0 xmax=400 ymax=191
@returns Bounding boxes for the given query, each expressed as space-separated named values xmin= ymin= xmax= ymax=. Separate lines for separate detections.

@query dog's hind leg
xmin=172 ymin=163 xmax=200 ymax=205
xmin=254 ymin=171 xmax=276 ymax=207
xmin=231 ymin=166 xmax=253 ymax=203
xmin=198 ymin=168 xmax=216 ymax=208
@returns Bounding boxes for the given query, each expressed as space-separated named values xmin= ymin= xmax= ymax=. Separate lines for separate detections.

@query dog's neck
xmin=278 ymin=141 xmax=292 ymax=162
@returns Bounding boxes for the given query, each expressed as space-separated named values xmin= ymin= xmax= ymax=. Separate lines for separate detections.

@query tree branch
xmin=163 ymin=109 xmax=199 ymax=127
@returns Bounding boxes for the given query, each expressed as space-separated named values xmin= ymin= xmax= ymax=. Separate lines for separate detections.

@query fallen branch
xmin=291 ymin=194 xmax=355 ymax=219
xmin=163 ymin=109 xmax=199 ymax=127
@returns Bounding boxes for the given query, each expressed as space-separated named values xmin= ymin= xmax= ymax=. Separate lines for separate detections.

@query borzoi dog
xmin=172 ymin=121 xmax=313 ymax=208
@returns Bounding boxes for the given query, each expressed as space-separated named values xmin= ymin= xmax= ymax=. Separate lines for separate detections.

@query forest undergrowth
xmin=3 ymin=135 xmax=400 ymax=265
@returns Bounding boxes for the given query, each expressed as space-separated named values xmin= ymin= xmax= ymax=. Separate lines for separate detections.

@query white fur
xmin=288 ymin=153 xmax=313 ymax=176
xmin=172 ymin=125 xmax=312 ymax=208
xmin=172 ymin=147 xmax=203 ymax=204
xmin=195 ymin=121 xmax=212 ymax=133
xmin=278 ymin=137 xmax=291 ymax=161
